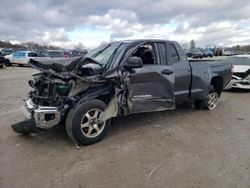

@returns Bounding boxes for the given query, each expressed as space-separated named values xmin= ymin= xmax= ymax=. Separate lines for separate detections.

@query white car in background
xmin=5 ymin=51 xmax=38 ymax=66
xmin=222 ymin=50 xmax=233 ymax=56
xmin=225 ymin=55 xmax=250 ymax=89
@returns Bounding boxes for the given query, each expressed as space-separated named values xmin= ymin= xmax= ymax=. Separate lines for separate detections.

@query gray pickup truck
xmin=12 ymin=39 xmax=232 ymax=145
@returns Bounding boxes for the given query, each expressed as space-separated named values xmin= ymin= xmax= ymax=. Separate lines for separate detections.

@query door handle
xmin=161 ymin=69 xmax=173 ymax=75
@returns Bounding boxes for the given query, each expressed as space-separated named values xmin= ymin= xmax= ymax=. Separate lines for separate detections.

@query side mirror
xmin=124 ymin=56 xmax=143 ymax=69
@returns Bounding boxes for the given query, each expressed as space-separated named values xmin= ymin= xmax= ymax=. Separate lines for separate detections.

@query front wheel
xmin=66 ymin=99 xmax=110 ymax=145
xmin=5 ymin=60 xmax=12 ymax=66
xmin=195 ymin=86 xmax=219 ymax=110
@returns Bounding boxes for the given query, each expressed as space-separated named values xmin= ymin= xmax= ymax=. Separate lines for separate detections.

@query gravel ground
xmin=0 ymin=66 xmax=249 ymax=188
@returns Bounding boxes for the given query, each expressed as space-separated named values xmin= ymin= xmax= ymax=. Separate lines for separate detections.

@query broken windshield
xmin=86 ymin=42 xmax=125 ymax=68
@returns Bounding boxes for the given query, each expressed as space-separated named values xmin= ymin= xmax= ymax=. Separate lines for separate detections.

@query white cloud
xmin=0 ymin=0 xmax=249 ymax=48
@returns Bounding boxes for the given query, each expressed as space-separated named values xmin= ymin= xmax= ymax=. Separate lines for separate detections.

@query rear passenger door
xmin=168 ymin=42 xmax=191 ymax=101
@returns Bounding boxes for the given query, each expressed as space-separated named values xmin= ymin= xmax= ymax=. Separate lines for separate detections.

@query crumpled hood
xmin=233 ymin=65 xmax=250 ymax=73
xmin=29 ymin=56 xmax=100 ymax=79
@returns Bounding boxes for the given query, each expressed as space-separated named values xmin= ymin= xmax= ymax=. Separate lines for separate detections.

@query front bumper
xmin=23 ymin=98 xmax=61 ymax=129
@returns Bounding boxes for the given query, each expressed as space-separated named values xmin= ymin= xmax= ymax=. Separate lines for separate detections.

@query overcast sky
xmin=0 ymin=0 xmax=250 ymax=48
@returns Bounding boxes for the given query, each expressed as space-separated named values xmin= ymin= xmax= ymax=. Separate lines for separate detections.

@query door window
xmin=13 ymin=52 xmax=19 ymax=57
xmin=170 ymin=44 xmax=180 ymax=63
xmin=132 ymin=44 xmax=155 ymax=65
xmin=20 ymin=52 xmax=26 ymax=57
xmin=156 ymin=43 xmax=167 ymax=65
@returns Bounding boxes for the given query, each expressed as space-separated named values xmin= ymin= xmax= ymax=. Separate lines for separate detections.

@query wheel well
xmin=96 ymin=94 xmax=112 ymax=105
xmin=211 ymin=76 xmax=223 ymax=96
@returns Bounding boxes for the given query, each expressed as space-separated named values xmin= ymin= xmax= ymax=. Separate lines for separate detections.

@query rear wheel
xmin=66 ymin=99 xmax=110 ymax=145
xmin=195 ymin=85 xmax=219 ymax=110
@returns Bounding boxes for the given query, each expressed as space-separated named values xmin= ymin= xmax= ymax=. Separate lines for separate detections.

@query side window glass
xmin=170 ymin=44 xmax=180 ymax=63
xmin=13 ymin=52 xmax=18 ymax=57
xmin=132 ymin=44 xmax=155 ymax=65
xmin=156 ymin=43 xmax=167 ymax=65
xmin=21 ymin=52 xmax=26 ymax=57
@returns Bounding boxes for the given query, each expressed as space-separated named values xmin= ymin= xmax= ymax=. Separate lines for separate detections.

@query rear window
xmin=170 ymin=44 xmax=180 ymax=63
xmin=28 ymin=52 xmax=38 ymax=57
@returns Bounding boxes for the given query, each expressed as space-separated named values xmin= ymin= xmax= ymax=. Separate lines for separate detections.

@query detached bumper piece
xmin=11 ymin=99 xmax=62 ymax=134
xmin=11 ymin=118 xmax=37 ymax=134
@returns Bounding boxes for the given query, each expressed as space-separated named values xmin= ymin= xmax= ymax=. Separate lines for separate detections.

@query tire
xmin=194 ymin=100 xmax=204 ymax=110
xmin=195 ymin=85 xmax=219 ymax=110
xmin=0 ymin=64 xmax=3 ymax=68
xmin=5 ymin=60 xmax=12 ymax=66
xmin=66 ymin=99 xmax=110 ymax=145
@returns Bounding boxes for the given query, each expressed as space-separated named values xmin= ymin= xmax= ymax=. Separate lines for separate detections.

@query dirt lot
xmin=0 ymin=66 xmax=249 ymax=188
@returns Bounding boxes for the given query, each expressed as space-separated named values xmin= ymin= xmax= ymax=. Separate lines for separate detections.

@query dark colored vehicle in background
xmin=0 ymin=48 xmax=13 ymax=68
xmin=47 ymin=50 xmax=64 ymax=58
xmin=71 ymin=50 xmax=88 ymax=57
xmin=215 ymin=48 xmax=223 ymax=56
xmin=202 ymin=49 xmax=213 ymax=57
xmin=184 ymin=49 xmax=192 ymax=57
xmin=12 ymin=39 xmax=232 ymax=145
xmin=0 ymin=56 xmax=5 ymax=68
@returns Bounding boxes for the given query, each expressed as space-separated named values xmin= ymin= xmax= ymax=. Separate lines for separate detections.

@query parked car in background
xmin=63 ymin=51 xmax=71 ymax=58
xmin=47 ymin=50 xmax=64 ymax=58
xmin=5 ymin=51 xmax=38 ymax=66
xmin=184 ymin=49 xmax=192 ymax=57
xmin=225 ymin=55 xmax=250 ymax=90
xmin=215 ymin=48 xmax=223 ymax=56
xmin=202 ymin=49 xmax=213 ymax=57
xmin=222 ymin=49 xmax=233 ymax=56
xmin=71 ymin=49 xmax=88 ymax=57
xmin=35 ymin=50 xmax=50 ymax=57
xmin=192 ymin=49 xmax=203 ymax=58
xmin=0 ymin=55 xmax=5 ymax=68
xmin=0 ymin=48 xmax=13 ymax=56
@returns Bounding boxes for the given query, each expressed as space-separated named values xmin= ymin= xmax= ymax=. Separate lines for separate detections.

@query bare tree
xmin=74 ymin=42 xmax=85 ymax=50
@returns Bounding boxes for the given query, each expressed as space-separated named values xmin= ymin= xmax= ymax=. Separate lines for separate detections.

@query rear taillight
xmin=230 ymin=64 xmax=234 ymax=78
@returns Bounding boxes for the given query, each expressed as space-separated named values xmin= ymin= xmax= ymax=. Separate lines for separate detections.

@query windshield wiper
xmin=105 ymin=43 xmax=123 ymax=70
xmin=92 ymin=44 xmax=111 ymax=59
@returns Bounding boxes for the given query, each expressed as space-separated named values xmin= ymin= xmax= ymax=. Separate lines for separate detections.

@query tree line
xmin=0 ymin=40 xmax=60 ymax=50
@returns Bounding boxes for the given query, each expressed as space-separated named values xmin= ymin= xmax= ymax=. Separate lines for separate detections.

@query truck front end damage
xmin=11 ymin=56 xmax=130 ymax=134
xmin=12 ymin=98 xmax=65 ymax=133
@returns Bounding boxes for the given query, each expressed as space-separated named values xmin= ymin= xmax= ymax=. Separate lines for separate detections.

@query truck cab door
xmin=168 ymin=42 xmax=192 ymax=101
xmin=124 ymin=42 xmax=175 ymax=113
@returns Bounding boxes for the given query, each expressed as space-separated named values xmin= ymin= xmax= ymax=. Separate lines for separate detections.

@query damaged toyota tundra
xmin=12 ymin=40 xmax=232 ymax=145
